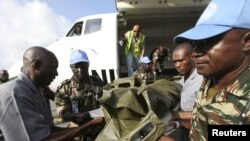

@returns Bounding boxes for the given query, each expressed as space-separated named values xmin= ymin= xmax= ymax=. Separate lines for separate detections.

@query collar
xmin=19 ymin=73 xmax=40 ymax=94
xmin=201 ymin=65 xmax=250 ymax=104
xmin=69 ymin=76 xmax=92 ymax=92
xmin=180 ymin=68 xmax=199 ymax=84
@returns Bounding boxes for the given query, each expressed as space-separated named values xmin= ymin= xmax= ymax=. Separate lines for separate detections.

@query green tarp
xmin=96 ymin=79 xmax=181 ymax=141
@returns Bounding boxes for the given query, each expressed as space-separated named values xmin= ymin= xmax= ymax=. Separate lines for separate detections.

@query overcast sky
xmin=0 ymin=0 xmax=116 ymax=70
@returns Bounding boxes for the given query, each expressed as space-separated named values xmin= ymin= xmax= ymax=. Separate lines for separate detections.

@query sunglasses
xmin=190 ymin=31 xmax=227 ymax=51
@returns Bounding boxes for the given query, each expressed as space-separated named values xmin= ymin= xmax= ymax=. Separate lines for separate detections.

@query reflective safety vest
xmin=124 ymin=30 xmax=145 ymax=57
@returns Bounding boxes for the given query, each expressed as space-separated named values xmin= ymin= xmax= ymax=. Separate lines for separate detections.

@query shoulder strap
xmin=238 ymin=98 xmax=250 ymax=125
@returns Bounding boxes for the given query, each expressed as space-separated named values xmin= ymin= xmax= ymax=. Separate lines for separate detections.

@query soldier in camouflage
xmin=133 ymin=56 xmax=154 ymax=85
xmin=149 ymin=45 xmax=168 ymax=73
xmin=173 ymin=0 xmax=250 ymax=141
xmin=55 ymin=49 xmax=104 ymax=126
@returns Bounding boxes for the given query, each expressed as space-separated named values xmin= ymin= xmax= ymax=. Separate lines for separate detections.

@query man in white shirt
xmin=159 ymin=42 xmax=203 ymax=141
xmin=173 ymin=43 xmax=203 ymax=112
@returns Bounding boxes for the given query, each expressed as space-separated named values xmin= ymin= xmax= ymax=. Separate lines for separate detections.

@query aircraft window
xmin=84 ymin=19 xmax=102 ymax=35
xmin=66 ymin=22 xmax=83 ymax=37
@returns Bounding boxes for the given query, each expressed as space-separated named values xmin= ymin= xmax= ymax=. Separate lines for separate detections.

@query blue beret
xmin=70 ymin=49 xmax=89 ymax=64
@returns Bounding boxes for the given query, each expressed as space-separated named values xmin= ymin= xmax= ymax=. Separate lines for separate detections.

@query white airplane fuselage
xmin=8 ymin=0 xmax=210 ymax=91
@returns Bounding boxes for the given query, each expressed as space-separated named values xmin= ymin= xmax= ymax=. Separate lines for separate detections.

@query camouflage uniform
xmin=190 ymin=65 xmax=250 ymax=141
xmin=55 ymin=76 xmax=103 ymax=124
xmin=152 ymin=50 xmax=165 ymax=70
xmin=149 ymin=48 xmax=167 ymax=73
xmin=133 ymin=68 xmax=154 ymax=85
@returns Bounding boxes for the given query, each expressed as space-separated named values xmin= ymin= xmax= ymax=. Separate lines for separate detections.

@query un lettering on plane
xmin=9 ymin=13 xmax=119 ymax=91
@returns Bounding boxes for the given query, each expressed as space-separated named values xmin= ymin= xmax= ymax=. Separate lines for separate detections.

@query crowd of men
xmin=0 ymin=0 xmax=250 ymax=140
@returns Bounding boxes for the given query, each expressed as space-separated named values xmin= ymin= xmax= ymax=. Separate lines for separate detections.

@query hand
xmin=158 ymin=135 xmax=175 ymax=141
xmin=119 ymin=40 xmax=123 ymax=46
xmin=75 ymin=112 xmax=91 ymax=124
xmin=79 ymin=117 xmax=105 ymax=137
xmin=90 ymin=116 xmax=104 ymax=125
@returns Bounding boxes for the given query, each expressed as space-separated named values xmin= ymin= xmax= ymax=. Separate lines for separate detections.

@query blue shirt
xmin=179 ymin=69 xmax=203 ymax=111
xmin=0 ymin=73 xmax=53 ymax=141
